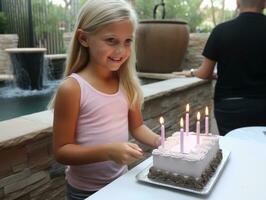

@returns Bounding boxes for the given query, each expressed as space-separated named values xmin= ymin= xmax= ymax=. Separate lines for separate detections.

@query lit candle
xmin=159 ymin=117 xmax=165 ymax=148
xmin=205 ymin=106 xmax=209 ymax=135
xmin=185 ymin=104 xmax=190 ymax=135
xmin=196 ymin=112 xmax=201 ymax=144
xmin=180 ymin=117 xmax=184 ymax=153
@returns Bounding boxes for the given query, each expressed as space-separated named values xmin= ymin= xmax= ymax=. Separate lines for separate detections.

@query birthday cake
xmin=148 ymin=132 xmax=222 ymax=190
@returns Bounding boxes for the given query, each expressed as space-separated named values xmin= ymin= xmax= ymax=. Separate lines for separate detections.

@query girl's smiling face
xmin=85 ymin=20 xmax=134 ymax=72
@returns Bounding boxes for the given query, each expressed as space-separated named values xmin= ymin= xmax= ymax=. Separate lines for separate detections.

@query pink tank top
xmin=66 ymin=73 xmax=129 ymax=191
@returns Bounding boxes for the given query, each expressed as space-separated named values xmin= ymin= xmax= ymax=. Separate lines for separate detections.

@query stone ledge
xmin=143 ymin=77 xmax=209 ymax=101
xmin=45 ymin=54 xmax=67 ymax=60
xmin=0 ymin=78 xmax=208 ymax=149
xmin=0 ymin=74 xmax=14 ymax=81
xmin=137 ymin=72 xmax=180 ymax=80
xmin=5 ymin=48 xmax=47 ymax=53
xmin=0 ymin=111 xmax=53 ymax=149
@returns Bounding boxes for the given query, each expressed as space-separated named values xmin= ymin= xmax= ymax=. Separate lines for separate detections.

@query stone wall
xmin=181 ymin=33 xmax=210 ymax=70
xmin=0 ymin=34 xmax=19 ymax=75
xmin=0 ymin=78 xmax=212 ymax=200
xmin=62 ymin=32 xmax=72 ymax=52
xmin=0 ymin=131 xmax=64 ymax=200
xmin=45 ymin=54 xmax=66 ymax=80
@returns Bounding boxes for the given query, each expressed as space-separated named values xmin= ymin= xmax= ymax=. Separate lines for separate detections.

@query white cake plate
xmin=136 ymin=149 xmax=231 ymax=195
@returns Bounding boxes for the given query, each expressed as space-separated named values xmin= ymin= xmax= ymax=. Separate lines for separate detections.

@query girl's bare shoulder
xmin=56 ymin=77 xmax=80 ymax=100
xmin=59 ymin=77 xmax=80 ymax=91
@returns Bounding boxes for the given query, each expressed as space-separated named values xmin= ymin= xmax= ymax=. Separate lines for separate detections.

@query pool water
xmin=0 ymin=78 xmax=160 ymax=122
xmin=0 ymin=80 xmax=59 ymax=121
xmin=0 ymin=92 xmax=53 ymax=121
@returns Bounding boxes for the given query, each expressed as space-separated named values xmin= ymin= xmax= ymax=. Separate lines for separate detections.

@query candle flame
xmin=159 ymin=116 xmax=164 ymax=124
xmin=180 ymin=117 xmax=184 ymax=128
xmin=197 ymin=112 xmax=201 ymax=120
xmin=186 ymin=104 xmax=190 ymax=112
xmin=205 ymin=106 xmax=209 ymax=116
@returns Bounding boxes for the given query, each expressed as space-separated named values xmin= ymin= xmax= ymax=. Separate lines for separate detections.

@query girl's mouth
xmin=108 ymin=57 xmax=122 ymax=62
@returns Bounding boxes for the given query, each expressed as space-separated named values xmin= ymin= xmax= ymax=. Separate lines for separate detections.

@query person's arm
xmin=173 ymin=57 xmax=217 ymax=79
xmin=128 ymin=103 xmax=160 ymax=148
xmin=53 ymin=78 xmax=142 ymax=165
xmin=193 ymin=57 xmax=217 ymax=79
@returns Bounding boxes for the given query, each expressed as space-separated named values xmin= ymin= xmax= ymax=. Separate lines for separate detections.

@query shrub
xmin=0 ymin=12 xmax=8 ymax=34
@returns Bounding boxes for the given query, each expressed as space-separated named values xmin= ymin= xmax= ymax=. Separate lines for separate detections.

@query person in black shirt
xmin=175 ymin=0 xmax=266 ymax=136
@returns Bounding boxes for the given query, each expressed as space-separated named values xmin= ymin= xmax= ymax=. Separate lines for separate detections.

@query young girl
xmin=51 ymin=0 xmax=160 ymax=199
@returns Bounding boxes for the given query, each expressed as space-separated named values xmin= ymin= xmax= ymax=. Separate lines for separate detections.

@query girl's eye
xmin=105 ymin=38 xmax=116 ymax=44
xmin=125 ymin=39 xmax=132 ymax=46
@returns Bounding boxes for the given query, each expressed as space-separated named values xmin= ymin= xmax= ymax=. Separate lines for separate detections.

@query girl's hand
xmin=108 ymin=142 xmax=143 ymax=165
xmin=154 ymin=135 xmax=161 ymax=147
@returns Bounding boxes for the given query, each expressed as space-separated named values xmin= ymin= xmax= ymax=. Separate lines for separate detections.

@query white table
xmin=225 ymin=126 xmax=266 ymax=144
xmin=87 ymin=135 xmax=266 ymax=200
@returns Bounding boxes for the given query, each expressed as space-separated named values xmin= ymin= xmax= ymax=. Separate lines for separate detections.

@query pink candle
xmin=196 ymin=112 xmax=201 ymax=144
xmin=159 ymin=117 xmax=165 ymax=148
xmin=185 ymin=104 xmax=190 ymax=135
xmin=205 ymin=106 xmax=209 ymax=135
xmin=180 ymin=118 xmax=184 ymax=153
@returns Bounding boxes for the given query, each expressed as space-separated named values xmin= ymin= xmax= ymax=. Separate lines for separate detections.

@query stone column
xmin=181 ymin=33 xmax=210 ymax=70
xmin=0 ymin=34 xmax=19 ymax=75
xmin=5 ymin=48 xmax=47 ymax=90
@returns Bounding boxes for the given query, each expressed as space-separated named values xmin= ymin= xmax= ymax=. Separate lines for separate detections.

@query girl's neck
xmin=84 ymin=64 xmax=117 ymax=81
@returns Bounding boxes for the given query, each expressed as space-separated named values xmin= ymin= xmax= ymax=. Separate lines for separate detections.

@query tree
xmin=135 ymin=0 xmax=204 ymax=32
xmin=0 ymin=11 xmax=7 ymax=34
xmin=210 ymin=0 xmax=217 ymax=26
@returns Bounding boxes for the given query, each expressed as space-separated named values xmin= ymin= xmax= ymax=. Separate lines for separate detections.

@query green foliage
xmin=135 ymin=0 xmax=238 ymax=33
xmin=33 ymin=0 xmax=67 ymax=36
xmin=135 ymin=0 xmax=160 ymax=19
xmin=31 ymin=0 xmax=80 ymax=53
xmin=80 ymin=0 xmax=88 ymax=6
xmin=0 ymin=12 xmax=8 ymax=34
xmin=135 ymin=0 xmax=204 ymax=32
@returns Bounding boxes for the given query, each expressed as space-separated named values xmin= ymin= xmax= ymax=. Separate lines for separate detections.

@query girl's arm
xmin=53 ymin=78 xmax=142 ymax=165
xmin=128 ymin=103 xmax=160 ymax=148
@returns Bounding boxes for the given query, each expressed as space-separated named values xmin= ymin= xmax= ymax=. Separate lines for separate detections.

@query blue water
xmin=0 ymin=78 xmax=159 ymax=122
xmin=0 ymin=80 xmax=59 ymax=121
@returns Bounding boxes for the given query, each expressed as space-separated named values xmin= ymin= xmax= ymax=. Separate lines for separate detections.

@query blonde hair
xmin=49 ymin=0 xmax=143 ymax=109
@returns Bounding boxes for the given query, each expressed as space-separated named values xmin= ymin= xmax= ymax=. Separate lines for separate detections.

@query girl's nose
xmin=115 ymin=44 xmax=127 ymax=55
xmin=115 ymin=46 xmax=123 ymax=54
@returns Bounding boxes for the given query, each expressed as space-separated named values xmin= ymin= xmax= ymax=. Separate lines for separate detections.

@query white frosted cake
xmin=148 ymin=132 xmax=222 ymax=190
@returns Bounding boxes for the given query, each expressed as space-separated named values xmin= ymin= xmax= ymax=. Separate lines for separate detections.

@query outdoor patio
xmin=0 ymin=0 xmax=258 ymax=200
xmin=0 ymin=29 xmax=217 ymax=200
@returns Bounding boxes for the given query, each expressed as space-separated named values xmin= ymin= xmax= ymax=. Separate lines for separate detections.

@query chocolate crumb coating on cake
xmin=148 ymin=149 xmax=223 ymax=190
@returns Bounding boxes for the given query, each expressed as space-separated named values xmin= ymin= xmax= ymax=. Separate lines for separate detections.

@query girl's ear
xmin=77 ymin=29 xmax=89 ymax=47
